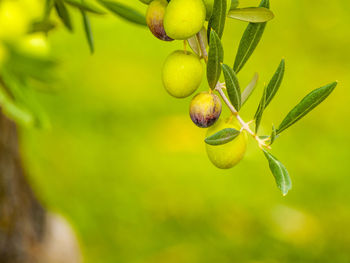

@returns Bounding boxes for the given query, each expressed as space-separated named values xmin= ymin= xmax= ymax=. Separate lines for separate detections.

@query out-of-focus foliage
xmin=0 ymin=0 xmax=54 ymax=127
xmin=10 ymin=0 xmax=350 ymax=262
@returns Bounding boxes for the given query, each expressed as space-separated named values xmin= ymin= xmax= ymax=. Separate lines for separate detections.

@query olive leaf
xmin=208 ymin=0 xmax=227 ymax=40
xmin=0 ymin=86 xmax=34 ymax=126
xmin=277 ymin=82 xmax=337 ymax=134
xmin=64 ymin=0 xmax=105 ymax=14
xmin=270 ymin=124 xmax=277 ymax=145
xmin=81 ymin=11 xmax=94 ymax=54
xmin=98 ymin=0 xmax=147 ymax=26
xmin=263 ymin=150 xmax=292 ymax=196
xmin=222 ymin=64 xmax=241 ymax=111
xmin=30 ymin=20 xmax=56 ymax=34
xmin=241 ymin=72 xmax=258 ymax=106
xmin=231 ymin=0 xmax=239 ymax=9
xmin=187 ymin=27 xmax=207 ymax=57
xmin=44 ymin=0 xmax=55 ymax=19
xmin=207 ymin=30 xmax=224 ymax=89
xmin=205 ymin=128 xmax=240 ymax=145
xmin=5 ymin=48 xmax=56 ymax=82
xmin=266 ymin=59 xmax=285 ymax=108
xmin=255 ymin=84 xmax=267 ymax=133
xmin=54 ymin=0 xmax=73 ymax=31
xmin=233 ymin=0 xmax=270 ymax=73
xmin=4 ymin=75 xmax=50 ymax=128
xmin=228 ymin=7 xmax=274 ymax=23
xmin=254 ymin=59 xmax=285 ymax=118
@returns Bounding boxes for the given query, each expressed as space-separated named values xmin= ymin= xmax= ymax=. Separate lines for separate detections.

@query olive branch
xmin=0 ymin=0 xmax=338 ymax=196
xmin=190 ymin=0 xmax=337 ymax=195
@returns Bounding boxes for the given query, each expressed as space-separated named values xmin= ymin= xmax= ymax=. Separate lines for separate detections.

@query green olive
xmin=163 ymin=0 xmax=206 ymax=40
xmin=189 ymin=91 xmax=222 ymax=128
xmin=206 ymin=117 xmax=248 ymax=169
xmin=162 ymin=50 xmax=203 ymax=98
xmin=146 ymin=0 xmax=173 ymax=41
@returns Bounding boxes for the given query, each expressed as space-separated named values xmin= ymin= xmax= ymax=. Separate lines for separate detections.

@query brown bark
xmin=0 ymin=111 xmax=46 ymax=263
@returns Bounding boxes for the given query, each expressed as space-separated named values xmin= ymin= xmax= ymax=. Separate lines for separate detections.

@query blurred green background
xmin=21 ymin=0 xmax=350 ymax=262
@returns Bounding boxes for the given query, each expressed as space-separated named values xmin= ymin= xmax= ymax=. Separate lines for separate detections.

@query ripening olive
xmin=163 ymin=0 xmax=206 ymax=40
xmin=203 ymin=0 xmax=232 ymax=20
xmin=206 ymin=117 xmax=248 ymax=169
xmin=146 ymin=0 xmax=173 ymax=41
xmin=189 ymin=91 xmax=222 ymax=128
xmin=162 ymin=50 xmax=203 ymax=98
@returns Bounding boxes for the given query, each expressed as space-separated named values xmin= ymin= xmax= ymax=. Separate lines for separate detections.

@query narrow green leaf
xmin=207 ymin=30 xmax=224 ymax=89
xmin=228 ymin=7 xmax=274 ymax=23
xmin=44 ymin=0 xmax=55 ymax=20
xmin=230 ymin=0 xmax=239 ymax=9
xmin=187 ymin=27 xmax=207 ymax=57
xmin=222 ymin=64 xmax=241 ymax=111
xmin=233 ymin=0 xmax=269 ymax=73
xmin=1 ymin=72 xmax=50 ymax=128
xmin=263 ymin=150 xmax=292 ymax=196
xmin=5 ymin=48 xmax=56 ymax=82
xmin=255 ymin=84 xmax=267 ymax=133
xmin=30 ymin=20 xmax=56 ymax=34
xmin=277 ymin=82 xmax=337 ymax=134
xmin=54 ymin=0 xmax=73 ymax=31
xmin=0 ymin=83 xmax=34 ymax=126
xmin=241 ymin=72 xmax=258 ymax=106
xmin=98 ymin=0 xmax=147 ymax=26
xmin=205 ymin=128 xmax=240 ymax=145
xmin=64 ymin=0 xmax=106 ymax=14
xmin=265 ymin=59 xmax=285 ymax=108
xmin=254 ymin=59 xmax=285 ymax=118
xmin=81 ymin=11 xmax=94 ymax=53
xmin=270 ymin=124 xmax=277 ymax=145
xmin=208 ymin=0 xmax=227 ymax=39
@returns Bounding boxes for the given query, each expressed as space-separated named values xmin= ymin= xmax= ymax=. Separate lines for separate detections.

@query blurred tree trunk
xmin=0 ymin=111 xmax=46 ymax=263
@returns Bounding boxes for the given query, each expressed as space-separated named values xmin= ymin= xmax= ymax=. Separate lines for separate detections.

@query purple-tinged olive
xmin=189 ymin=91 xmax=222 ymax=128
xmin=146 ymin=0 xmax=173 ymax=41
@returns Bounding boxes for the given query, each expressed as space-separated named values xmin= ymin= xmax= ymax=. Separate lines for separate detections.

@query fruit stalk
xmin=196 ymin=32 xmax=270 ymax=149
xmin=196 ymin=32 xmax=208 ymax=62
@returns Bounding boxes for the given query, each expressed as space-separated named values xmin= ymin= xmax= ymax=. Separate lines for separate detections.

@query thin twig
xmin=196 ymin=32 xmax=270 ymax=149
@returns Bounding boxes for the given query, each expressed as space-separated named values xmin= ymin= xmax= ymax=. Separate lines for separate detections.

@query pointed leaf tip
xmin=277 ymin=82 xmax=337 ymax=134
xmin=263 ymin=150 xmax=292 ymax=195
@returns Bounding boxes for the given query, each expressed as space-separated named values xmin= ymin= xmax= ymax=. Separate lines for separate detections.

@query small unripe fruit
xmin=164 ymin=0 xmax=206 ymax=40
xmin=203 ymin=0 xmax=232 ymax=20
xmin=190 ymin=91 xmax=222 ymax=128
xmin=206 ymin=118 xmax=248 ymax=169
xmin=146 ymin=0 xmax=173 ymax=41
xmin=162 ymin=50 xmax=203 ymax=98
xmin=139 ymin=0 xmax=153 ymax=4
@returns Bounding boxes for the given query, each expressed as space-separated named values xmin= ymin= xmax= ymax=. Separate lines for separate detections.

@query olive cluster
xmin=140 ymin=0 xmax=247 ymax=169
